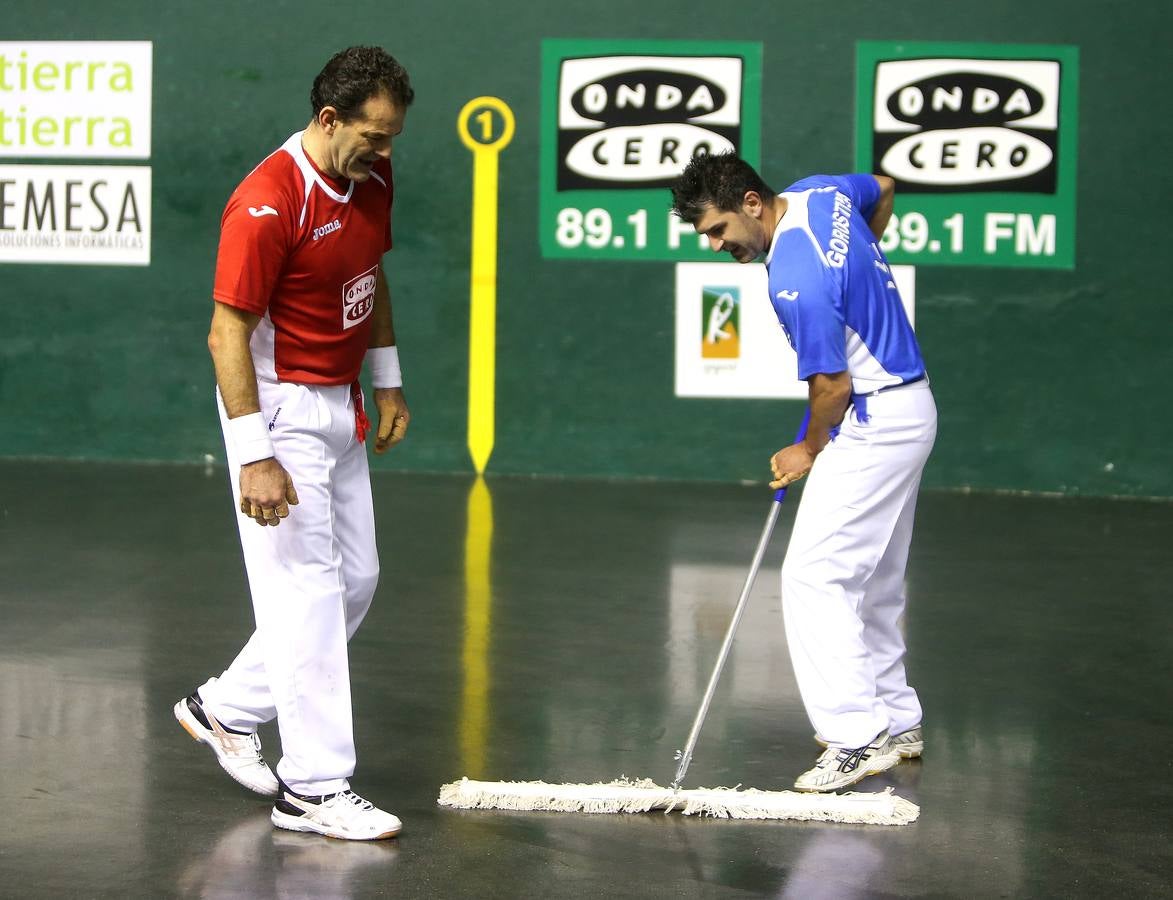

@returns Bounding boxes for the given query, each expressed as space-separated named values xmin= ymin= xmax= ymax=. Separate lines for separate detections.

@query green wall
xmin=1 ymin=2 xmax=1168 ymax=497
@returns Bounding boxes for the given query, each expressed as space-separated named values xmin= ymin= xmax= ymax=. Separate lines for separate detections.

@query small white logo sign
xmin=675 ymin=262 xmax=915 ymax=399
xmin=341 ymin=264 xmax=378 ymax=330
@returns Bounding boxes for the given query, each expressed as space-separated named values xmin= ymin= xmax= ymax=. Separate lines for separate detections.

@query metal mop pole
xmin=671 ymin=410 xmax=811 ymax=791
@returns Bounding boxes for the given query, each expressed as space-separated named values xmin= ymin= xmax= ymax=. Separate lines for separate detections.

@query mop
xmin=439 ymin=413 xmax=920 ymax=826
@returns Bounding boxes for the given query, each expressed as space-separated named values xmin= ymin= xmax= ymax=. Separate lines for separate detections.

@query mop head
xmin=438 ymin=777 xmax=918 ymax=826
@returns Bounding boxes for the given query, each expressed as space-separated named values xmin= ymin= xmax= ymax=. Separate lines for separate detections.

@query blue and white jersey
xmin=765 ymin=174 xmax=925 ymax=395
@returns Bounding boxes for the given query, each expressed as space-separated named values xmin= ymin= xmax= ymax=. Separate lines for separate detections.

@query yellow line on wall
xmin=458 ymin=97 xmax=515 ymax=474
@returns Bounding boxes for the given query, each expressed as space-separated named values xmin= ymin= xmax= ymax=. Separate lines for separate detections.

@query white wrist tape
xmin=228 ymin=412 xmax=275 ymax=465
xmin=368 ymin=345 xmax=402 ymax=389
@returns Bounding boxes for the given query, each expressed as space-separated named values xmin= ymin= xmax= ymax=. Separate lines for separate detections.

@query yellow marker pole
xmin=457 ymin=97 xmax=515 ymax=474
xmin=460 ymin=475 xmax=493 ymax=777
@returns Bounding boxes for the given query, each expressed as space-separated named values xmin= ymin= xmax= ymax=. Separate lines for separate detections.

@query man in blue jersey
xmin=671 ymin=153 xmax=937 ymax=792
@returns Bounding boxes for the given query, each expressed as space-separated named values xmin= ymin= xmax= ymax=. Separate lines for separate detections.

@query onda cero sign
xmin=856 ymin=42 xmax=1079 ymax=270
xmin=540 ymin=40 xmax=762 ymax=261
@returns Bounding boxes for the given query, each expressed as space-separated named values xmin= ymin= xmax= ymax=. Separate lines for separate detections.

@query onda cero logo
xmin=556 ymin=56 xmax=744 ymax=190
xmin=341 ymin=264 xmax=377 ymax=330
xmin=871 ymin=58 xmax=1062 ymax=193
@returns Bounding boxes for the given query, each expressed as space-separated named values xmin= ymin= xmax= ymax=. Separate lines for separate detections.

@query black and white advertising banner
xmin=0 ymin=164 xmax=151 ymax=265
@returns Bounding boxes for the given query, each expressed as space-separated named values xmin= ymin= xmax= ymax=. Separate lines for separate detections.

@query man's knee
xmin=349 ymin=563 xmax=379 ymax=605
xmin=781 ymin=557 xmax=817 ymax=607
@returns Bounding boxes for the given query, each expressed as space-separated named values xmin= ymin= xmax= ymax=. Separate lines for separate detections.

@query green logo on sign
xmin=701 ymin=287 xmax=740 ymax=359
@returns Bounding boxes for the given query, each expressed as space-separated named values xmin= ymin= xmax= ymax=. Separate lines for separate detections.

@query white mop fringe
xmin=438 ymin=777 xmax=919 ymax=825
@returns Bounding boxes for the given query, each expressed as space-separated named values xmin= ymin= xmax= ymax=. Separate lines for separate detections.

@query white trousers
xmin=781 ymin=381 xmax=936 ymax=749
xmin=200 ymin=381 xmax=378 ymax=795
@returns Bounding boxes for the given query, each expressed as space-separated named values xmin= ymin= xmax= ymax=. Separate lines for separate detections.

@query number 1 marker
xmin=457 ymin=97 xmax=515 ymax=474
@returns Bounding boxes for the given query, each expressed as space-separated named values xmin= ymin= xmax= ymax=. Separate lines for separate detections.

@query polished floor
xmin=1 ymin=461 xmax=1170 ymax=898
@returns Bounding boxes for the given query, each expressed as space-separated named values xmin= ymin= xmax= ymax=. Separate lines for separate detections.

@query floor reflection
xmin=176 ymin=811 xmax=399 ymax=899
xmin=777 ymin=830 xmax=886 ymax=899
xmin=460 ymin=476 xmax=493 ymax=778
xmin=1 ymin=637 xmax=148 ymax=888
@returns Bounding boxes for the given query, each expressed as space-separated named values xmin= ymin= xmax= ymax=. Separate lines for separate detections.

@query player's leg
xmin=183 ymin=384 xmax=357 ymax=797
xmin=206 ymin=403 xmax=377 ymax=746
xmin=195 ymin=381 xmax=313 ymax=733
xmin=781 ymin=425 xmax=889 ymax=751
xmin=782 ymin=404 xmax=933 ymax=789
xmin=860 ymin=484 xmax=923 ymax=739
xmin=858 ymin=385 xmax=936 ymax=753
xmin=266 ymin=386 xmax=400 ymax=840
xmin=329 ymin=410 xmax=379 ymax=642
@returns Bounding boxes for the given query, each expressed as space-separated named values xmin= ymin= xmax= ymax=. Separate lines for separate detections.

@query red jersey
xmin=213 ymin=131 xmax=393 ymax=385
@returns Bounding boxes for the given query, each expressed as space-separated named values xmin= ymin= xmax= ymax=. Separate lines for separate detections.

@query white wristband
xmin=369 ymin=345 xmax=402 ymax=388
xmin=228 ymin=412 xmax=275 ymax=465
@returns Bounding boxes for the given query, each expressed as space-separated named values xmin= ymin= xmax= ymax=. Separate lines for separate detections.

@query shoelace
xmin=328 ymin=790 xmax=375 ymax=812
xmin=816 ymin=745 xmax=870 ymax=772
xmin=219 ymin=730 xmax=264 ymax=761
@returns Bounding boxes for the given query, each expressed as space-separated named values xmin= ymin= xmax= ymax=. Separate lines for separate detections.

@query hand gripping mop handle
xmin=672 ymin=409 xmax=811 ymax=790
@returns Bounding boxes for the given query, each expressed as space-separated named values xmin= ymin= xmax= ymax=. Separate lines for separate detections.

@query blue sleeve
xmin=791 ymin=283 xmax=847 ymax=379
xmin=830 ymin=174 xmax=881 ymax=220
xmin=784 ymin=173 xmax=882 ymax=220
xmin=771 ymin=266 xmax=847 ymax=379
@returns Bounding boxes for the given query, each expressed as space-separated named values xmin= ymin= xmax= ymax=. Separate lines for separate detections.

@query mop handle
xmin=671 ymin=409 xmax=811 ymax=790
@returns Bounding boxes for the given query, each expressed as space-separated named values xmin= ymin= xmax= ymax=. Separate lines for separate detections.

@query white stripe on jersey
xmin=279 ymin=132 xmax=355 ymax=228
xmin=766 ymin=190 xmax=830 ymax=268
xmin=845 ymin=326 xmax=903 ymax=393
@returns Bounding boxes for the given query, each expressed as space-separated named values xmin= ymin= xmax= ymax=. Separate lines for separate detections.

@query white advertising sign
xmin=0 ymin=165 xmax=151 ymax=265
xmin=675 ymin=262 xmax=915 ymax=398
xmin=0 ymin=41 xmax=152 ymax=159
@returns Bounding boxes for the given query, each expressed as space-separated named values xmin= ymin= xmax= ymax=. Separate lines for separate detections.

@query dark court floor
xmin=1 ymin=460 xmax=1171 ymax=898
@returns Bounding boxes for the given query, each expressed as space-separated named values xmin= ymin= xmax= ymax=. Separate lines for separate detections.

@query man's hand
xmin=770 ymin=442 xmax=816 ymax=489
xmin=239 ymin=458 xmax=299 ymax=526
xmin=374 ymin=387 xmax=410 ymax=454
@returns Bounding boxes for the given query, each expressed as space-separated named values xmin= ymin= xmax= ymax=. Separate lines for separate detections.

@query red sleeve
xmin=212 ymin=163 xmax=298 ymax=314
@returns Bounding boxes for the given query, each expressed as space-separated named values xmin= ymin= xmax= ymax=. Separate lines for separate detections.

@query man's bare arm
xmin=368 ymin=269 xmax=410 ymax=454
xmin=769 ymin=371 xmax=853 ymax=488
xmin=208 ymin=301 xmax=298 ymax=525
xmin=208 ymin=301 xmax=264 ymax=422
xmin=868 ymin=175 xmax=896 ymax=240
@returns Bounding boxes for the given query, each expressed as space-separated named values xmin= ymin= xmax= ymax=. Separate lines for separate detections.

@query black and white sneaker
xmin=889 ymin=726 xmax=923 ymax=758
xmin=272 ymin=780 xmax=402 ymax=841
xmin=173 ymin=692 xmax=279 ymax=797
xmin=794 ymin=731 xmax=901 ymax=792
xmin=815 ymin=724 xmax=924 ymax=758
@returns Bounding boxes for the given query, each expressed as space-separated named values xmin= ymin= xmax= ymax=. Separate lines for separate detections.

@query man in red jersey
xmin=174 ymin=47 xmax=412 ymax=841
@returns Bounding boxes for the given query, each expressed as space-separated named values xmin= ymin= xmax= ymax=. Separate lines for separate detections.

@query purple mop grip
xmin=773 ymin=408 xmax=812 ymax=503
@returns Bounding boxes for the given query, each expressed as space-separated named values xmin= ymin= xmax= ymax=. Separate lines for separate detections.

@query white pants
xmin=200 ymin=381 xmax=378 ymax=795
xmin=781 ymin=381 xmax=936 ymax=749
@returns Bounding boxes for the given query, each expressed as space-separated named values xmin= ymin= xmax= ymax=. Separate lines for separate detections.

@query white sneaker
xmin=272 ymin=783 xmax=402 ymax=841
xmin=890 ymin=726 xmax=923 ymax=758
xmin=795 ymin=731 xmax=901 ymax=792
xmin=174 ymin=693 xmax=279 ymax=797
xmin=815 ymin=724 xmax=924 ymax=758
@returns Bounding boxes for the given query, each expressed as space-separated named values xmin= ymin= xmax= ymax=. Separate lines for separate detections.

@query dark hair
xmin=310 ymin=46 xmax=414 ymax=119
xmin=670 ymin=152 xmax=774 ymax=224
